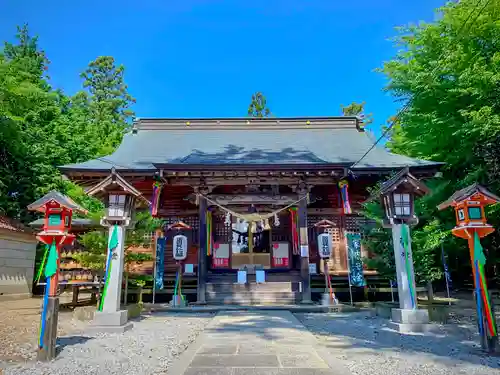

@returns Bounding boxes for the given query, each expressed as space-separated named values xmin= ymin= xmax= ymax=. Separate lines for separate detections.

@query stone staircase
xmin=206 ymin=271 xmax=301 ymax=305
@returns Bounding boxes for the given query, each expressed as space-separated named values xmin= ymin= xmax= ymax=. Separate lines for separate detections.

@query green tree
xmin=0 ymin=25 xmax=64 ymax=222
xmin=247 ymin=92 xmax=272 ymax=118
xmin=79 ymin=56 xmax=136 ymax=154
xmin=340 ymin=101 xmax=373 ymax=127
xmin=368 ymin=0 xmax=500 ymax=286
xmin=76 ymin=211 xmax=161 ymax=304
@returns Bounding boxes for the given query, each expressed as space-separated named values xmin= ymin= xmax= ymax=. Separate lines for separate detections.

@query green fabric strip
xmin=401 ymin=224 xmax=416 ymax=308
xmin=99 ymin=225 xmax=119 ymax=311
xmin=35 ymin=244 xmax=50 ymax=283
xmin=44 ymin=240 xmax=58 ymax=278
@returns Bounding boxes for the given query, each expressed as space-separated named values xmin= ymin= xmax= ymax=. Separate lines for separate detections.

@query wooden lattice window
xmin=142 ymin=231 xmax=155 ymax=245
xmin=214 ymin=214 xmax=233 ymax=242
xmin=344 ymin=215 xmax=376 ymax=237
xmin=271 ymin=211 xmax=291 ymax=243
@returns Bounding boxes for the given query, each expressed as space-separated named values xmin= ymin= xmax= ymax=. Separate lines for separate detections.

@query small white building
xmin=0 ymin=216 xmax=37 ymax=300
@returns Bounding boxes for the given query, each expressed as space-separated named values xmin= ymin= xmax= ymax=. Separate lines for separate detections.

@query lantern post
xmin=27 ymin=191 xmax=87 ymax=361
xmin=314 ymin=219 xmax=337 ymax=305
xmin=168 ymin=221 xmax=191 ymax=307
xmin=86 ymin=168 xmax=150 ymax=332
xmin=438 ymin=184 xmax=499 ymax=352
xmin=377 ymin=168 xmax=431 ymax=333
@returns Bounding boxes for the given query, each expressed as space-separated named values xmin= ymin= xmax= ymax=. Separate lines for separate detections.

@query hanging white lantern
xmin=173 ymin=234 xmax=188 ymax=260
xmin=317 ymin=233 xmax=332 ymax=258
xmin=274 ymin=213 xmax=280 ymax=227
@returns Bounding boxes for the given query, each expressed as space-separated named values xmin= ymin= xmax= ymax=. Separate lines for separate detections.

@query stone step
xmin=206 ymin=290 xmax=299 ymax=305
xmin=205 ymin=299 xmax=297 ymax=306
xmin=206 ymin=282 xmax=297 ymax=293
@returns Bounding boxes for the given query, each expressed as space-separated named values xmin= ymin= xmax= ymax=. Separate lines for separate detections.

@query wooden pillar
xmin=197 ymin=196 xmax=207 ymax=304
xmin=298 ymin=185 xmax=312 ymax=303
xmin=37 ymin=295 xmax=59 ymax=361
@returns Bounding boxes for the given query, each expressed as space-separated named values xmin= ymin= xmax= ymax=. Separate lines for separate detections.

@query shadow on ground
xmin=203 ymin=311 xmax=310 ymax=342
xmin=296 ymin=311 xmax=500 ymax=370
xmin=56 ymin=335 xmax=93 ymax=355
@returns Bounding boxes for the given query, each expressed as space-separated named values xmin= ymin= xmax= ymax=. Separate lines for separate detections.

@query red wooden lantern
xmin=437 ymin=183 xmax=499 ymax=239
xmin=438 ymin=184 xmax=500 ymax=352
xmin=27 ymin=190 xmax=88 ymax=246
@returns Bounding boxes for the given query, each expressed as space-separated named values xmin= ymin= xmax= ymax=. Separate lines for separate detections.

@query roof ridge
xmin=133 ymin=117 xmax=364 ymax=132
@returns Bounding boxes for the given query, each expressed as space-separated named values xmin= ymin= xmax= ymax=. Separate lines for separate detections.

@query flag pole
xmin=345 ymin=234 xmax=353 ymax=305
xmin=441 ymin=243 xmax=451 ymax=306
xmin=390 ymin=280 xmax=395 ymax=303
xmin=152 ymin=232 xmax=157 ymax=305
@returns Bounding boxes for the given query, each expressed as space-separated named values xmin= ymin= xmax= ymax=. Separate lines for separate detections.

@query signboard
xmin=272 ymin=243 xmax=290 ymax=267
xmin=237 ymin=270 xmax=247 ymax=284
xmin=317 ymin=233 xmax=332 ymax=258
xmin=173 ymin=234 xmax=188 ymax=260
xmin=212 ymin=243 xmax=230 ymax=268
xmin=346 ymin=233 xmax=366 ymax=287
xmin=309 ymin=263 xmax=317 ymax=274
xmin=300 ymin=245 xmax=309 ymax=257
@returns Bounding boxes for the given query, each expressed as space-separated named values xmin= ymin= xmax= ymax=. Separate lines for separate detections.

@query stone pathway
xmin=170 ymin=310 xmax=347 ymax=375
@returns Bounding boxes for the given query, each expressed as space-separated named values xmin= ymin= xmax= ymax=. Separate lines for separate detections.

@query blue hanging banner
xmin=346 ymin=233 xmax=366 ymax=287
xmin=155 ymin=236 xmax=166 ymax=290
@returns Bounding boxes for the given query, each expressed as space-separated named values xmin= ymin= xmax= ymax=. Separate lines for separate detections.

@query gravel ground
xmin=296 ymin=311 xmax=500 ymax=375
xmin=0 ymin=298 xmax=86 ymax=363
xmin=2 ymin=312 xmax=213 ymax=375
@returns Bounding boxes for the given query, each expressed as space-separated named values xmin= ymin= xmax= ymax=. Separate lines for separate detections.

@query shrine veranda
xmin=59 ymin=117 xmax=442 ymax=303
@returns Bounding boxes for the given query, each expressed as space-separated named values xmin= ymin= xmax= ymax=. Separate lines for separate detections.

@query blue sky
xmin=1 ymin=0 xmax=445 ymax=137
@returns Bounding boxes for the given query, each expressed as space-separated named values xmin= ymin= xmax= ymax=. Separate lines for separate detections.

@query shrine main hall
xmin=60 ymin=116 xmax=441 ymax=304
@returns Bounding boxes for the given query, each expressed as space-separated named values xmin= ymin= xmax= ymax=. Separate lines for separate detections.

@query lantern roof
xmin=85 ymin=168 xmax=150 ymax=205
xmin=27 ymin=190 xmax=88 ymax=214
xmin=313 ymin=219 xmax=336 ymax=229
xmin=166 ymin=221 xmax=192 ymax=231
xmin=376 ymin=167 xmax=430 ymax=198
xmin=437 ymin=183 xmax=500 ymax=211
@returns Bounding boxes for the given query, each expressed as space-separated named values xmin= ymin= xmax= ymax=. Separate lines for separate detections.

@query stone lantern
xmin=377 ymin=167 xmax=431 ymax=333
xmin=85 ymin=168 xmax=150 ymax=332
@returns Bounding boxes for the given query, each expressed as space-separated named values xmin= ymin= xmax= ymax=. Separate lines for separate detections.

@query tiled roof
xmin=59 ymin=117 xmax=443 ymax=172
xmin=0 ymin=216 xmax=32 ymax=233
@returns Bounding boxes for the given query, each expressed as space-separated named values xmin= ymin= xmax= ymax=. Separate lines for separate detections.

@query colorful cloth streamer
xmin=39 ymin=276 xmax=50 ymax=348
xmin=150 ymin=180 xmax=162 ymax=217
xmin=35 ymin=244 xmax=50 ymax=283
xmin=45 ymin=240 xmax=59 ymax=278
xmin=99 ymin=225 xmax=119 ymax=311
xmin=206 ymin=211 xmax=213 ymax=256
xmin=338 ymin=180 xmax=352 ymax=215
xmin=401 ymin=224 xmax=416 ymax=309
xmin=39 ymin=240 xmax=58 ymax=349
xmin=289 ymin=208 xmax=299 ymax=255
xmin=473 ymin=232 xmax=496 ymax=337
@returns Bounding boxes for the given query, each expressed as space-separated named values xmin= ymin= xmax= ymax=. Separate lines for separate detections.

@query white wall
xmin=0 ymin=233 xmax=37 ymax=300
